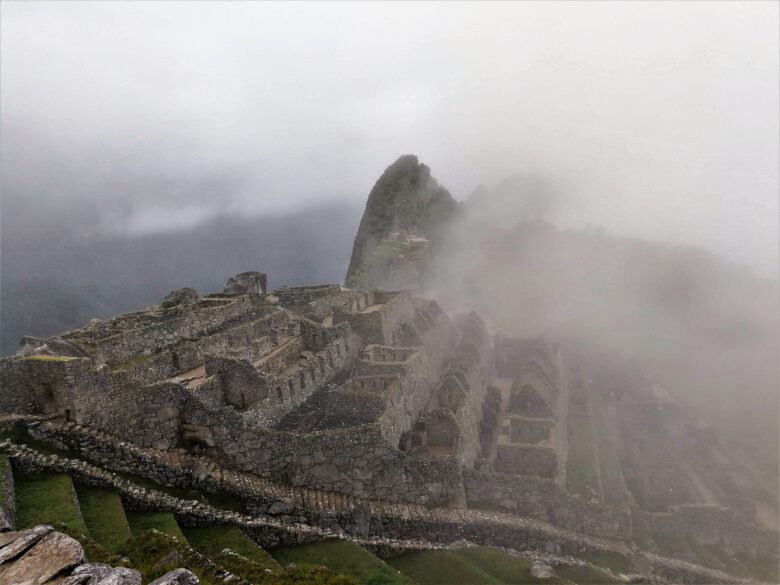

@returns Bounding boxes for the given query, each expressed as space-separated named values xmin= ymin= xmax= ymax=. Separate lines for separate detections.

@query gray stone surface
xmin=224 ymin=271 xmax=266 ymax=295
xmin=148 ymin=568 xmax=199 ymax=585
xmin=0 ymin=524 xmax=53 ymax=563
xmin=0 ymin=530 xmax=85 ymax=584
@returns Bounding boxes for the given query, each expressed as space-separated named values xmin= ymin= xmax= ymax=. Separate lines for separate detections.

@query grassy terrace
xmin=389 ymin=550 xmax=500 ymax=585
xmin=736 ymin=554 xmax=780 ymax=583
xmin=13 ymin=470 xmax=88 ymax=534
xmin=75 ymin=485 xmax=132 ymax=552
xmin=109 ymin=351 xmax=157 ymax=372
xmin=451 ymin=546 xmax=564 ymax=584
xmin=127 ymin=510 xmax=188 ymax=542
xmin=555 ymin=564 xmax=621 ymax=584
xmin=579 ymin=550 xmax=633 ymax=575
xmin=271 ymin=538 xmax=416 ymax=585
xmin=565 ymin=394 xmax=600 ymax=497
xmin=183 ymin=525 xmax=280 ymax=571
xmin=387 ymin=546 xmax=593 ymax=585
xmin=387 ymin=546 xmax=632 ymax=585
xmin=120 ymin=529 xmax=358 ymax=585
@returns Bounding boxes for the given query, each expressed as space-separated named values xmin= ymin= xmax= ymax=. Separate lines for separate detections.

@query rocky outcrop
xmin=223 ymin=272 xmax=267 ymax=295
xmin=16 ymin=336 xmax=90 ymax=358
xmin=0 ymin=525 xmax=197 ymax=585
xmin=149 ymin=568 xmax=199 ymax=585
xmin=161 ymin=288 xmax=200 ymax=308
xmin=346 ymin=155 xmax=458 ymax=289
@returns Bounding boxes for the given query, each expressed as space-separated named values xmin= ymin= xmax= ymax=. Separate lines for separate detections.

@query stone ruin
xmin=1 ymin=270 xmax=776 ymax=570
xmin=0 ymin=154 xmax=777 ymax=583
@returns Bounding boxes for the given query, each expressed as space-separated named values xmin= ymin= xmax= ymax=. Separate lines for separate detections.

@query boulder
xmin=149 ymin=568 xmax=199 ymax=585
xmin=0 ymin=524 xmax=53 ymax=563
xmin=64 ymin=563 xmax=141 ymax=585
xmin=0 ymin=530 xmax=85 ymax=584
xmin=531 ymin=560 xmax=555 ymax=580
xmin=92 ymin=567 xmax=142 ymax=585
xmin=223 ymin=272 xmax=267 ymax=295
xmin=162 ymin=288 xmax=200 ymax=308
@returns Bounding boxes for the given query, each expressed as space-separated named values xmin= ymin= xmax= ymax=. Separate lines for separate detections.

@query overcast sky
xmin=2 ymin=1 xmax=778 ymax=276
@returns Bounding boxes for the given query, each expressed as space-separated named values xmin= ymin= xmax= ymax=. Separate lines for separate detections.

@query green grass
xmin=579 ymin=551 xmax=633 ymax=575
xmin=126 ymin=511 xmax=187 ymax=542
xmin=706 ymin=545 xmax=753 ymax=578
xmin=50 ymin=521 xmax=130 ymax=567
xmin=388 ymin=550 xmax=501 ymax=585
xmin=109 ymin=352 xmax=156 ymax=372
xmin=183 ymin=525 xmax=279 ymax=570
xmin=272 ymin=538 xmax=416 ymax=585
xmin=684 ymin=537 xmax=726 ymax=572
xmin=556 ymin=565 xmax=621 ymax=584
xmin=451 ymin=546 xmax=564 ymax=584
xmin=13 ymin=470 xmax=88 ymax=534
xmin=75 ymin=485 xmax=132 ymax=552
xmin=566 ymin=397 xmax=600 ymax=496
xmin=652 ymin=531 xmax=696 ymax=561
xmin=735 ymin=554 xmax=780 ymax=583
xmin=120 ymin=530 xmax=358 ymax=585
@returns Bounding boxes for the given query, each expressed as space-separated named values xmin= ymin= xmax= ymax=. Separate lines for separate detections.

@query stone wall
xmin=0 ymin=454 xmax=14 ymax=531
xmin=646 ymin=504 xmax=779 ymax=559
xmin=274 ymin=284 xmax=344 ymax=307
xmin=494 ymin=443 xmax=558 ymax=478
xmin=0 ymin=356 xmax=80 ymax=415
xmin=464 ymin=470 xmax=632 ymax=541
xmin=333 ymin=292 xmax=416 ymax=346
xmin=87 ymin=296 xmax=260 ymax=364
xmin=204 ymin=355 xmax=270 ymax=409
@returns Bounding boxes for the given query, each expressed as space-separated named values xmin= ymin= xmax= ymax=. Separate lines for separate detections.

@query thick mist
xmin=2 ymin=2 xmax=778 ymax=271
xmin=429 ymin=180 xmax=779 ymax=469
xmin=1 ymin=3 xmax=777 ymax=461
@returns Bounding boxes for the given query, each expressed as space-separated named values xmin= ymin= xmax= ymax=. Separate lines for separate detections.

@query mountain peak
xmin=345 ymin=155 xmax=457 ymax=288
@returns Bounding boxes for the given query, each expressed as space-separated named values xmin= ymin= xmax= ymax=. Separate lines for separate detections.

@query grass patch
xmin=126 ymin=511 xmax=187 ymax=542
xmin=271 ymin=538 xmax=415 ymax=585
xmin=109 ymin=352 xmax=157 ymax=372
xmin=451 ymin=546 xmax=563 ymax=584
xmin=566 ymin=396 xmax=600 ymax=496
xmin=75 ymin=485 xmax=132 ymax=552
xmin=388 ymin=550 xmax=500 ymax=585
xmin=50 ymin=521 xmax=130 ymax=567
xmin=13 ymin=470 xmax=88 ymax=534
xmin=120 ymin=530 xmax=357 ymax=585
xmin=580 ymin=550 xmax=633 ymax=574
xmin=684 ymin=537 xmax=726 ymax=572
xmin=652 ymin=531 xmax=696 ymax=561
xmin=706 ymin=545 xmax=753 ymax=578
xmin=183 ymin=525 xmax=279 ymax=570
xmin=556 ymin=564 xmax=621 ymax=584
xmin=735 ymin=554 xmax=780 ymax=583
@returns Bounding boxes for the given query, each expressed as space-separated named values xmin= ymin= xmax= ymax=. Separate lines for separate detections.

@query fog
xmin=1 ymin=0 xmax=779 ymax=549
xmin=3 ymin=2 xmax=778 ymax=263
xmin=1 ymin=0 xmax=778 ymax=412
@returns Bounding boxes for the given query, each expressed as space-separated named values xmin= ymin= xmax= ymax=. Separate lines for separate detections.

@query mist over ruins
xmin=0 ymin=3 xmax=777 ymax=585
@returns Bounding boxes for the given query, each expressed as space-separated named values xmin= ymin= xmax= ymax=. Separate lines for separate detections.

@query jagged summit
xmin=345 ymin=155 xmax=458 ymax=289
